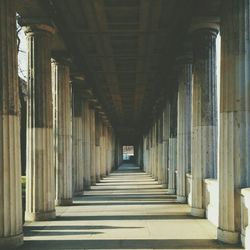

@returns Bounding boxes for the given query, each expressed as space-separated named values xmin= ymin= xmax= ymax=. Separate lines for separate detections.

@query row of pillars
xmin=0 ymin=0 xmax=116 ymax=247
xmin=142 ymin=0 xmax=250 ymax=245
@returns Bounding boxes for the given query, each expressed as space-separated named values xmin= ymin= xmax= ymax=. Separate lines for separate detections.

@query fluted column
xmin=190 ymin=21 xmax=219 ymax=217
xmin=0 ymin=0 xmax=23 ymax=247
xmin=95 ymin=112 xmax=101 ymax=182
xmin=23 ymin=21 xmax=56 ymax=221
xmin=72 ymin=83 xmax=84 ymax=195
xmin=83 ymin=99 xmax=91 ymax=189
xmin=52 ymin=55 xmax=72 ymax=206
xmin=176 ymin=54 xmax=192 ymax=202
xmin=162 ymin=102 xmax=171 ymax=190
xmin=169 ymin=93 xmax=178 ymax=195
xmin=90 ymin=106 xmax=96 ymax=185
xmin=217 ymin=0 xmax=250 ymax=244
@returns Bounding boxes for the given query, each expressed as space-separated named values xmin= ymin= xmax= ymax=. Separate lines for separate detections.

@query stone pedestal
xmin=176 ymin=55 xmax=192 ymax=202
xmin=217 ymin=0 xmax=250 ymax=244
xmin=24 ymin=21 xmax=56 ymax=221
xmin=0 ymin=0 xmax=23 ymax=247
xmin=52 ymin=56 xmax=72 ymax=206
xmin=191 ymin=23 xmax=218 ymax=217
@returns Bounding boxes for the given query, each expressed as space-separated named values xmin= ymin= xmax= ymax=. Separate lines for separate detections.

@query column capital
xmin=189 ymin=17 xmax=220 ymax=35
xmin=19 ymin=18 xmax=56 ymax=35
xmin=51 ymin=51 xmax=72 ymax=66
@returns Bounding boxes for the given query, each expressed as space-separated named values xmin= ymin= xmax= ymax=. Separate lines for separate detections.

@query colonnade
xmin=142 ymin=0 xmax=250 ymax=246
xmin=0 ymin=0 xmax=116 ymax=247
xmin=1 ymin=0 xmax=250 ymax=248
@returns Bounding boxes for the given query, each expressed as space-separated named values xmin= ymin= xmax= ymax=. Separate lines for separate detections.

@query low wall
xmin=186 ymin=174 xmax=192 ymax=206
xmin=203 ymin=178 xmax=219 ymax=227
xmin=241 ymin=188 xmax=250 ymax=248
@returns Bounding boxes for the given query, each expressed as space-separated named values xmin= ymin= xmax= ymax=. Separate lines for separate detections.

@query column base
xmin=55 ymin=198 xmax=72 ymax=206
xmin=74 ymin=190 xmax=84 ymax=196
xmin=191 ymin=207 xmax=205 ymax=217
xmin=217 ymin=228 xmax=239 ymax=244
xmin=177 ymin=195 xmax=186 ymax=203
xmin=0 ymin=233 xmax=23 ymax=248
xmin=84 ymin=185 xmax=91 ymax=190
xmin=25 ymin=210 xmax=56 ymax=221
xmin=168 ymin=188 xmax=176 ymax=194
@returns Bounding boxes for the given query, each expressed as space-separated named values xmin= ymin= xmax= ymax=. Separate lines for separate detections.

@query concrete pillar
xmin=52 ymin=55 xmax=72 ymax=206
xmin=72 ymin=83 xmax=84 ymax=195
xmin=169 ymin=93 xmax=178 ymax=196
xmin=0 ymin=0 xmax=23 ymax=247
xmin=176 ymin=54 xmax=193 ymax=202
xmin=83 ymin=99 xmax=91 ymax=189
xmin=23 ymin=21 xmax=56 ymax=221
xmin=217 ymin=0 xmax=250 ymax=244
xmin=190 ymin=20 xmax=219 ymax=217
xmin=163 ymin=102 xmax=171 ymax=189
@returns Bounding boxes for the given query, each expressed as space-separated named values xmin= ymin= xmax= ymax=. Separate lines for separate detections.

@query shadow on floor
xmin=19 ymin=239 xmax=243 ymax=249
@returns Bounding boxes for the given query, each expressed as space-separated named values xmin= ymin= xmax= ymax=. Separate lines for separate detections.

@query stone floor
xmin=20 ymin=164 xmax=243 ymax=250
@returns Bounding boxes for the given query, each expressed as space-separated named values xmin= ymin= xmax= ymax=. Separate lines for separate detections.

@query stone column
xmin=72 ymin=82 xmax=84 ymax=195
xmin=0 ymin=0 xmax=23 ymax=247
xmin=169 ymin=92 xmax=178 ymax=196
xmin=217 ymin=0 xmax=250 ymax=244
xmin=176 ymin=53 xmax=193 ymax=201
xmin=157 ymin=117 xmax=163 ymax=184
xmin=83 ymin=99 xmax=91 ymax=189
xmin=100 ymin=119 xmax=106 ymax=177
xmin=95 ymin=112 xmax=101 ymax=182
xmin=23 ymin=21 xmax=56 ymax=221
xmin=52 ymin=55 xmax=72 ymax=206
xmin=162 ymin=102 xmax=171 ymax=189
xmin=90 ymin=105 xmax=96 ymax=185
xmin=190 ymin=20 xmax=219 ymax=217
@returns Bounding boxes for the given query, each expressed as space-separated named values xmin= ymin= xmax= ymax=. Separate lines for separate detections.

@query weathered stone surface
xmin=176 ymin=56 xmax=192 ymax=202
xmin=52 ymin=57 xmax=72 ymax=206
xmin=0 ymin=0 xmax=23 ymax=247
xmin=218 ymin=0 xmax=250 ymax=244
xmin=24 ymin=21 xmax=56 ymax=221
xmin=191 ymin=25 xmax=218 ymax=217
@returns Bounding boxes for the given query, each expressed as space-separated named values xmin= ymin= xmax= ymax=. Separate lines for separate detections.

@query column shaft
xmin=177 ymin=57 xmax=192 ymax=201
xmin=25 ymin=23 xmax=55 ymax=221
xmin=72 ymin=86 xmax=84 ymax=194
xmin=83 ymin=100 xmax=91 ymax=189
xmin=52 ymin=58 xmax=72 ymax=206
xmin=0 ymin=0 xmax=23 ymax=247
xmin=191 ymin=27 xmax=218 ymax=217
xmin=218 ymin=0 xmax=250 ymax=244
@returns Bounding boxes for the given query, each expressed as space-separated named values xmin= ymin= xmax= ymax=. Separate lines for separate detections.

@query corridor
xmin=20 ymin=164 xmax=242 ymax=250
